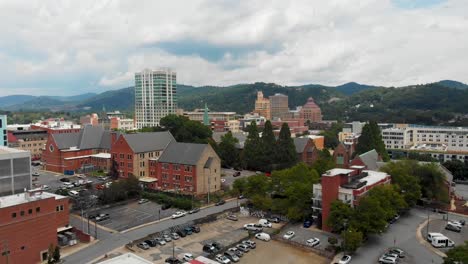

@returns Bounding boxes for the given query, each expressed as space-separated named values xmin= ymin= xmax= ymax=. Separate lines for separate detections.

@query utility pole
xmin=426 ymin=206 xmax=430 ymax=236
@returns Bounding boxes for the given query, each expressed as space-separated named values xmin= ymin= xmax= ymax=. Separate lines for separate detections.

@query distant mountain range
xmin=1 ymin=80 xmax=467 ymax=125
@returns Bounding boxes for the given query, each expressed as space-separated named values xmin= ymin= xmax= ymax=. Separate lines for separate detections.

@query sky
xmin=0 ymin=0 xmax=467 ymax=96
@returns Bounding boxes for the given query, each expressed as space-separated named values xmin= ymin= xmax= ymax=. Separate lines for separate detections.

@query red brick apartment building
xmin=0 ymin=189 xmax=69 ymax=264
xmin=148 ymin=142 xmax=221 ymax=195
xmin=293 ymin=137 xmax=321 ymax=165
xmin=312 ymin=167 xmax=391 ymax=232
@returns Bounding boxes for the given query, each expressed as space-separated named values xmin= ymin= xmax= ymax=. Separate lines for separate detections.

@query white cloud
xmin=0 ymin=0 xmax=467 ymax=95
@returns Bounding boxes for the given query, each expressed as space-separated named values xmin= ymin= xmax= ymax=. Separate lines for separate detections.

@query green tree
xmin=159 ymin=114 xmax=212 ymax=143
xmin=341 ymin=228 xmax=363 ymax=253
xmin=416 ymin=163 xmax=449 ymax=203
xmin=259 ymin=120 xmax=277 ymax=171
xmin=311 ymin=149 xmax=335 ymax=176
xmin=53 ymin=246 xmax=61 ymax=263
xmin=443 ymin=241 xmax=468 ymax=264
xmin=218 ymin=131 xmax=240 ymax=168
xmin=443 ymin=160 xmax=468 ymax=180
xmin=351 ymin=195 xmax=388 ymax=235
xmin=355 ymin=121 xmax=389 ymax=161
xmin=326 ymin=200 xmax=354 ymax=233
xmin=380 ymin=160 xmax=422 ymax=206
xmin=275 ymin=123 xmax=297 ymax=169
xmin=319 ymin=122 xmax=343 ymax=149
xmin=368 ymin=185 xmax=408 ymax=220
xmin=242 ymin=121 xmax=262 ymax=170
xmin=232 ymin=177 xmax=247 ymax=196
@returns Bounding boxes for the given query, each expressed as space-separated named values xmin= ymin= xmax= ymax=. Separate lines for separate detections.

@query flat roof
xmin=0 ymin=191 xmax=67 ymax=209
xmin=98 ymin=253 xmax=153 ymax=264
xmin=360 ymin=170 xmax=389 ymax=186
xmin=0 ymin=146 xmax=29 ymax=154
xmin=139 ymin=177 xmax=157 ymax=183
xmin=323 ymin=168 xmax=354 ymax=177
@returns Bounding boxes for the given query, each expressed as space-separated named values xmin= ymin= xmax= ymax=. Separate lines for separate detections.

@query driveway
xmin=221 ymin=169 xmax=257 ymax=187
xmin=350 ymin=208 xmax=444 ymax=264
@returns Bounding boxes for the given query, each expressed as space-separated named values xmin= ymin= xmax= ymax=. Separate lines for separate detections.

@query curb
xmin=415 ymin=219 xmax=447 ymax=258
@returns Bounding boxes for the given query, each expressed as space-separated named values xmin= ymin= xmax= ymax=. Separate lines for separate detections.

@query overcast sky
xmin=0 ymin=0 xmax=467 ymax=96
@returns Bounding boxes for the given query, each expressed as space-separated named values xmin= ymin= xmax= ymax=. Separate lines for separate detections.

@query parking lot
xmin=221 ymin=168 xmax=257 ymax=187
xmin=32 ymin=169 xmax=79 ymax=191
xmin=88 ymin=200 xmax=180 ymax=232
xmin=278 ymin=224 xmax=338 ymax=252
xmin=422 ymin=217 xmax=468 ymax=253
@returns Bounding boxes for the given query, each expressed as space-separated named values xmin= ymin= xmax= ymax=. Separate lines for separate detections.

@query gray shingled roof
xmin=123 ymin=131 xmax=174 ymax=153
xmin=158 ymin=141 xmax=208 ymax=165
xmin=358 ymin=149 xmax=379 ymax=170
xmin=212 ymin=132 xmax=247 ymax=149
xmin=293 ymin=137 xmax=311 ymax=154
xmin=52 ymin=125 xmax=112 ymax=150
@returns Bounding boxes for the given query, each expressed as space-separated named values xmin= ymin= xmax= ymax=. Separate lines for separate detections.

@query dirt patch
xmin=239 ymin=240 xmax=328 ymax=264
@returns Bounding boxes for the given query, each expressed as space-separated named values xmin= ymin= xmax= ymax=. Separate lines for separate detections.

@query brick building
xmin=333 ymin=143 xmax=353 ymax=168
xmin=312 ymin=168 xmax=391 ymax=232
xmin=42 ymin=126 xmax=113 ymax=173
xmin=110 ymin=131 xmax=174 ymax=179
xmin=7 ymin=129 xmax=48 ymax=160
xmin=253 ymin=91 xmax=271 ymax=120
xmin=299 ymin=97 xmax=322 ymax=122
xmin=148 ymin=142 xmax=221 ymax=195
xmin=0 ymin=189 xmax=69 ymax=264
xmin=293 ymin=138 xmax=321 ymax=165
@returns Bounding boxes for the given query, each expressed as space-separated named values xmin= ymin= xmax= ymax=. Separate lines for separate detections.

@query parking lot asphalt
xmin=89 ymin=200 xmax=179 ymax=232
xmin=351 ymin=208 xmax=445 ymax=264
xmin=455 ymin=183 xmax=468 ymax=200
xmin=221 ymin=169 xmax=257 ymax=187
xmin=421 ymin=217 xmax=468 ymax=253
xmin=278 ymin=224 xmax=338 ymax=252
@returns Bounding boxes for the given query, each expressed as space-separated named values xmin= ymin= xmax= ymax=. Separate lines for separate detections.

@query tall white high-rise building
xmin=134 ymin=68 xmax=177 ymax=128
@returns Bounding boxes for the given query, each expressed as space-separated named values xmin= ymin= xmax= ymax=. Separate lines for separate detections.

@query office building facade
xmin=0 ymin=115 xmax=7 ymax=146
xmin=253 ymin=91 xmax=271 ymax=120
xmin=135 ymin=69 xmax=177 ymax=128
xmin=269 ymin=93 xmax=289 ymax=119
xmin=0 ymin=146 xmax=31 ymax=196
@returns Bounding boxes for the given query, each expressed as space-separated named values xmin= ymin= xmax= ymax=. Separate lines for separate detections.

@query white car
xmin=243 ymin=223 xmax=263 ymax=232
xmin=183 ymin=253 xmax=194 ymax=261
xmin=171 ymin=211 xmax=187 ymax=219
xmin=449 ymin=221 xmax=463 ymax=228
xmin=32 ymin=172 xmax=40 ymax=177
xmin=221 ymin=178 xmax=226 ymax=183
xmin=76 ymin=174 xmax=86 ymax=179
xmin=283 ymin=231 xmax=295 ymax=240
xmin=254 ymin=232 xmax=271 ymax=241
xmin=379 ymin=256 xmax=397 ymax=264
xmin=306 ymin=238 xmax=320 ymax=247
xmin=41 ymin=185 xmax=50 ymax=190
xmin=215 ymin=254 xmax=231 ymax=264
xmin=338 ymin=255 xmax=352 ymax=264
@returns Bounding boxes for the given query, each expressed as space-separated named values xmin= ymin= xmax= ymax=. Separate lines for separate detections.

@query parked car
xmin=202 ymin=244 xmax=217 ymax=253
xmin=184 ymin=227 xmax=193 ymax=235
xmin=228 ymin=247 xmax=243 ymax=257
xmin=95 ymin=184 xmax=105 ymax=190
xmin=97 ymin=176 xmax=108 ymax=181
xmin=303 ymin=220 xmax=312 ymax=228
xmin=163 ymin=234 xmax=172 ymax=242
xmin=164 ymin=257 xmax=182 ymax=264
xmin=137 ymin=242 xmax=149 ymax=250
xmin=227 ymin=214 xmax=238 ymax=221
xmin=95 ymin=213 xmax=110 ymax=222
xmin=188 ymin=207 xmax=200 ymax=214
xmin=182 ymin=253 xmax=194 ymax=261
xmin=242 ymin=240 xmax=256 ymax=249
xmin=215 ymin=200 xmax=226 ymax=206
xmin=76 ymin=174 xmax=86 ymax=179
xmin=155 ymin=238 xmax=166 ymax=245
xmin=138 ymin=199 xmax=149 ymax=204
xmin=191 ymin=226 xmax=200 ymax=233
xmin=338 ymin=255 xmax=352 ymax=264
xmin=233 ymin=171 xmax=241 ymax=177
xmin=68 ymin=190 xmax=79 ymax=197
xmin=254 ymin=232 xmax=271 ymax=241
xmin=379 ymin=256 xmax=397 ymax=264
xmin=238 ymin=194 xmax=245 ymax=199
xmin=446 ymin=223 xmax=462 ymax=233
xmin=32 ymin=172 xmax=40 ymax=177
xmin=448 ymin=221 xmax=463 ymax=228
xmin=258 ymin=219 xmax=272 ymax=227
xmin=171 ymin=211 xmax=187 ymax=219
xmin=306 ymin=238 xmax=320 ymax=247
xmin=171 ymin=232 xmax=180 ymax=240
xmin=177 ymin=230 xmax=187 ymax=238
xmin=236 ymin=244 xmax=250 ymax=253
xmin=224 ymin=251 xmax=240 ymax=262
xmin=388 ymin=248 xmax=405 ymax=258
xmin=41 ymin=185 xmax=50 ymax=190
xmin=243 ymin=223 xmax=263 ymax=232
xmin=62 ymin=182 xmax=74 ymax=189
xmin=283 ymin=231 xmax=295 ymax=240
xmin=215 ymin=254 xmax=231 ymax=264
xmin=267 ymin=217 xmax=280 ymax=223
xmin=144 ymin=239 xmax=157 ymax=247
xmin=59 ymin=177 xmax=70 ymax=182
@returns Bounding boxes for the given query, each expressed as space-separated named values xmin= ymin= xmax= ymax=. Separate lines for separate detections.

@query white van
xmin=431 ymin=236 xmax=455 ymax=248
xmin=258 ymin=219 xmax=272 ymax=228
xmin=68 ymin=190 xmax=79 ymax=197
xmin=427 ymin=232 xmax=444 ymax=242
xmin=254 ymin=232 xmax=271 ymax=241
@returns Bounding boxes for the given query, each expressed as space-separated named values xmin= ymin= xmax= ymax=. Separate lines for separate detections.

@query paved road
xmin=350 ymin=208 xmax=444 ymax=264
xmin=455 ymin=183 xmax=468 ymax=200
xmin=221 ymin=169 xmax=256 ymax=187
xmin=64 ymin=200 xmax=240 ymax=264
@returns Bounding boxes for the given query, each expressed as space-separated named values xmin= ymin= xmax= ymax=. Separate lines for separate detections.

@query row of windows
xmin=11 ymin=207 xmax=41 ymax=218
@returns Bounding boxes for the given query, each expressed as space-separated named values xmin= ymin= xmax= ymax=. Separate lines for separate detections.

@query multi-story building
xmin=293 ymin=138 xmax=321 ymax=165
xmin=253 ymin=91 xmax=271 ymax=120
xmin=148 ymin=142 xmax=221 ymax=195
xmin=110 ymin=117 xmax=135 ymax=131
xmin=135 ymin=68 xmax=177 ymax=128
xmin=0 ymin=115 xmax=7 ymax=146
xmin=299 ymin=97 xmax=322 ymax=122
xmin=269 ymin=93 xmax=289 ymax=120
xmin=0 ymin=146 xmax=31 ymax=196
xmin=183 ymin=110 xmax=236 ymax=122
xmin=0 ymin=189 xmax=69 ymax=264
xmin=240 ymin=113 xmax=266 ymax=128
xmin=111 ymin=131 xmax=174 ymax=179
xmin=80 ymin=113 xmax=99 ymax=126
xmin=210 ymin=120 xmax=240 ymax=133
xmin=7 ymin=129 xmax=48 ymax=160
xmin=312 ymin=167 xmax=391 ymax=231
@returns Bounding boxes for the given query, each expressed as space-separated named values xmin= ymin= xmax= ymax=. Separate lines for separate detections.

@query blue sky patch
xmin=392 ymin=0 xmax=446 ymax=9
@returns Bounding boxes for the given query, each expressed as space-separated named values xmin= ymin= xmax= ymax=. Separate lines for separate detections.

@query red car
xmin=95 ymin=184 xmax=105 ymax=190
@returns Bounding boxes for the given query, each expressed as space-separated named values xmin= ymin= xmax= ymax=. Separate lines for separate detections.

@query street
xmin=64 ymin=199 xmax=241 ymax=264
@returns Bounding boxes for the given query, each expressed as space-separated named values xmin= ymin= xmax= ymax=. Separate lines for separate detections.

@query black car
xmin=191 ymin=226 xmax=200 ymax=233
xmin=60 ymin=178 xmax=71 ymax=182
xmin=177 ymin=230 xmax=187 ymax=237
xmin=233 ymin=171 xmax=241 ymax=177
xmin=215 ymin=200 xmax=226 ymax=206
xmin=144 ymin=239 xmax=157 ymax=247
xmin=165 ymin=257 xmax=182 ymax=264
xmin=202 ymin=244 xmax=217 ymax=253
xmin=212 ymin=241 xmax=223 ymax=250
xmin=188 ymin=207 xmax=200 ymax=214
xmin=161 ymin=203 xmax=171 ymax=210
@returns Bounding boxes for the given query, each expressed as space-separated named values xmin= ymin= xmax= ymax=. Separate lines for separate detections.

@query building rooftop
xmin=341 ymin=170 xmax=390 ymax=190
xmin=122 ymin=131 xmax=174 ymax=153
xmin=97 ymin=253 xmax=153 ymax=264
xmin=323 ymin=168 xmax=355 ymax=177
xmin=0 ymin=146 xmax=29 ymax=154
xmin=158 ymin=141 xmax=209 ymax=165
xmin=293 ymin=137 xmax=311 ymax=154
xmin=0 ymin=190 xmax=67 ymax=209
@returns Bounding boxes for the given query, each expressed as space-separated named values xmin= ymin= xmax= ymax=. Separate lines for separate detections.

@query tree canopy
xmin=275 ymin=123 xmax=298 ymax=169
xmin=218 ymin=131 xmax=240 ymax=168
xmin=355 ymin=121 xmax=389 ymax=161
xmin=444 ymin=241 xmax=468 ymax=264
xmin=159 ymin=114 xmax=213 ymax=143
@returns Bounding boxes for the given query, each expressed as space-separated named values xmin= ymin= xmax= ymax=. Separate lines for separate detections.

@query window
xmin=60 ymin=205 xmax=64 ymax=211
xmin=28 ymin=209 xmax=32 ymax=214
xmin=162 ymin=163 xmax=169 ymax=170
xmin=128 ymin=163 xmax=132 ymax=168
xmin=185 ymin=176 xmax=192 ymax=182
xmin=173 ymin=175 xmax=180 ymax=181
xmin=12 ymin=212 xmax=16 ymax=218
xmin=127 ymin=154 xmax=132 ymax=159
xmin=20 ymin=211 xmax=25 ymax=216
xmin=36 ymin=207 xmax=40 ymax=213
xmin=162 ymin=173 xmax=168 ymax=180
xmin=174 ymin=164 xmax=180 ymax=171
xmin=56 ymin=206 xmax=60 ymax=212
xmin=120 ymin=154 xmax=124 ymax=159
xmin=184 ymin=166 xmax=192 ymax=172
